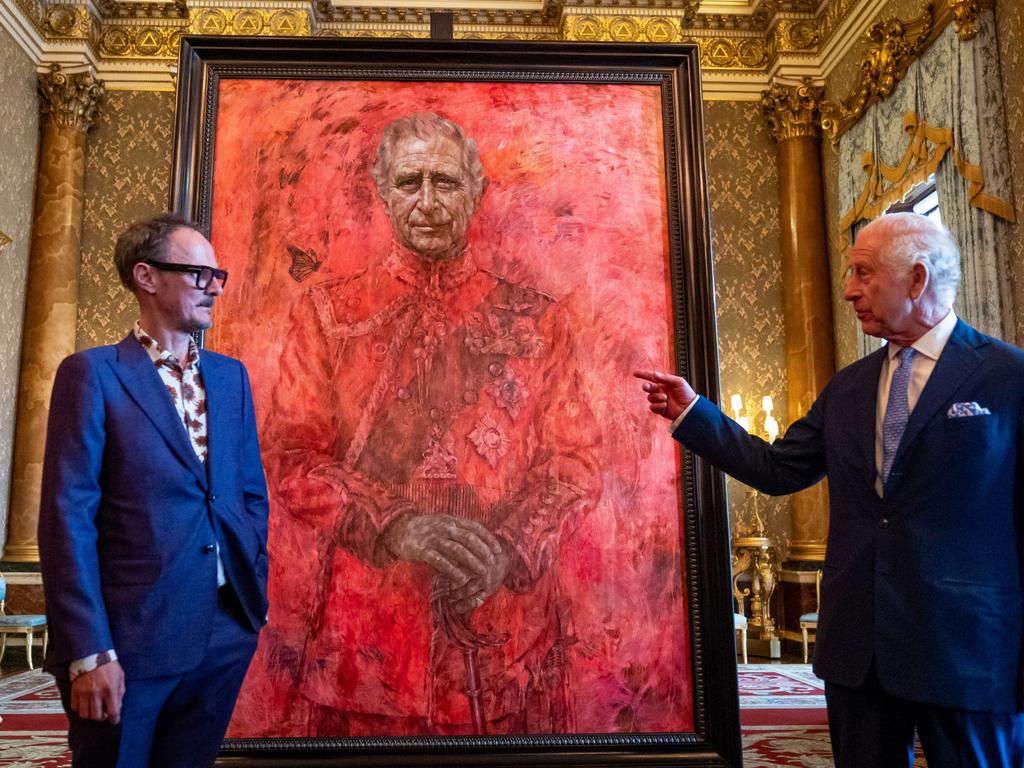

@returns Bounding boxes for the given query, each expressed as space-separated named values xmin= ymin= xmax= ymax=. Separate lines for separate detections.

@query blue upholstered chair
xmin=799 ymin=569 xmax=822 ymax=664
xmin=0 ymin=572 xmax=48 ymax=670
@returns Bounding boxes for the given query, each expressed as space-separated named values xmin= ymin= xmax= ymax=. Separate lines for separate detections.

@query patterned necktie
xmin=882 ymin=346 xmax=915 ymax=485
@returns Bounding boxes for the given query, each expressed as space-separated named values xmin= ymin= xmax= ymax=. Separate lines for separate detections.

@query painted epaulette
xmin=307 ymin=270 xmax=414 ymax=340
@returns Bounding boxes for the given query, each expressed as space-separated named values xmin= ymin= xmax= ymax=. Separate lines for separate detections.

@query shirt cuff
xmin=69 ymin=649 xmax=118 ymax=680
xmin=668 ymin=395 xmax=701 ymax=434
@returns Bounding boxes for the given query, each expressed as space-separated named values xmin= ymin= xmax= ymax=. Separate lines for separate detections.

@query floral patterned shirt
xmin=133 ymin=321 xmax=209 ymax=463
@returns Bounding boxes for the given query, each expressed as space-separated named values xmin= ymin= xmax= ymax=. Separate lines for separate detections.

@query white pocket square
xmin=947 ymin=401 xmax=991 ymax=418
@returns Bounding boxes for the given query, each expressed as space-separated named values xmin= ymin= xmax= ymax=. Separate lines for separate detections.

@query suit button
xmin=203 ymin=543 xmax=216 ymax=553
xmin=879 ymin=518 xmax=890 ymax=529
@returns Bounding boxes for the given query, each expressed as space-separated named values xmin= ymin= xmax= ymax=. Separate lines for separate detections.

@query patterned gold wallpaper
xmin=77 ymin=91 xmax=176 ymax=349
xmin=702 ymin=101 xmax=792 ymax=555
xmin=995 ymin=0 xmax=1024 ymax=346
xmin=0 ymin=28 xmax=40 ymax=548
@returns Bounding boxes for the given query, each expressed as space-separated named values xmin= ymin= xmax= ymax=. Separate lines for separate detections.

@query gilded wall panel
xmin=77 ymin=91 xmax=175 ymax=349
xmin=995 ymin=0 xmax=1024 ymax=346
xmin=0 ymin=28 xmax=40 ymax=547
xmin=703 ymin=101 xmax=791 ymax=555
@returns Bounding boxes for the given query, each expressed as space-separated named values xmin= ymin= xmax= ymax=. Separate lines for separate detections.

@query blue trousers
xmin=57 ymin=592 xmax=258 ymax=768
xmin=825 ymin=661 xmax=1024 ymax=768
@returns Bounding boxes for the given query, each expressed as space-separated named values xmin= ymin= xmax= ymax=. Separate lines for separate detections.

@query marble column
xmin=3 ymin=66 xmax=103 ymax=563
xmin=760 ymin=78 xmax=835 ymax=564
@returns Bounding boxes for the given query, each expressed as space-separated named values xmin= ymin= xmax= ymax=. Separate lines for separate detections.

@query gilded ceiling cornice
xmin=818 ymin=0 xmax=992 ymax=145
xmin=0 ymin=0 xmax=997 ymax=94
xmin=38 ymin=63 xmax=104 ymax=131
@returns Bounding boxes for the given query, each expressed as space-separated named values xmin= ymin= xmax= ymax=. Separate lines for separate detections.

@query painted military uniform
xmin=264 ymin=244 xmax=600 ymax=734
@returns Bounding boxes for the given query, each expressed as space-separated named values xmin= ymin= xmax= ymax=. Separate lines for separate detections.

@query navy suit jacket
xmin=675 ymin=319 xmax=1024 ymax=713
xmin=38 ymin=334 xmax=269 ymax=680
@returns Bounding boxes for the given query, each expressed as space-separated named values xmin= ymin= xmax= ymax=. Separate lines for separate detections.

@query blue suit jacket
xmin=675 ymin=320 xmax=1024 ymax=713
xmin=38 ymin=334 xmax=269 ymax=680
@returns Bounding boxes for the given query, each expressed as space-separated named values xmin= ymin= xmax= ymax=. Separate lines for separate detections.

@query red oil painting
xmin=205 ymin=78 xmax=691 ymax=739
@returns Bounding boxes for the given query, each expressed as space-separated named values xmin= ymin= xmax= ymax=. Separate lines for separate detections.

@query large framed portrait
xmin=172 ymin=36 xmax=738 ymax=766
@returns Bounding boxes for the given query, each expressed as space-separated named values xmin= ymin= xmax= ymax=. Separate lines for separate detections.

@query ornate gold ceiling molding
xmin=0 ymin=0 xmax=990 ymax=96
xmin=761 ymin=75 xmax=824 ymax=142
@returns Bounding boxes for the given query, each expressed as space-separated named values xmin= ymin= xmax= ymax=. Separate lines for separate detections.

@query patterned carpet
xmin=0 ymin=664 xmax=921 ymax=766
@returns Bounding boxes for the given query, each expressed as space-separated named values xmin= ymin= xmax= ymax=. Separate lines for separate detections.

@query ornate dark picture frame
xmin=171 ymin=35 xmax=738 ymax=767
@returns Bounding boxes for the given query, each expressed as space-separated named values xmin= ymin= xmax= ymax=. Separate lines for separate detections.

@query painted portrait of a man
xmin=206 ymin=80 xmax=691 ymax=739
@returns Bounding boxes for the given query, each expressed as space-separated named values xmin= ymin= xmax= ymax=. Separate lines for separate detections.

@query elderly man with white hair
xmin=637 ymin=212 xmax=1024 ymax=767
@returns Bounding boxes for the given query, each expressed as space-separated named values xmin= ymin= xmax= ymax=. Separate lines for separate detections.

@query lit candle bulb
xmin=765 ymin=415 xmax=779 ymax=443
xmin=762 ymin=395 xmax=774 ymax=414
xmin=731 ymin=394 xmax=743 ymax=419
xmin=738 ymin=415 xmax=751 ymax=432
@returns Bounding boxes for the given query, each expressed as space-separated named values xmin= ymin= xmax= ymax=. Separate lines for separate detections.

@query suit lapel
xmin=890 ymin=320 xmax=985 ymax=475
xmin=109 ymin=334 xmax=208 ymax=488
xmin=200 ymin=350 xmax=230 ymax=489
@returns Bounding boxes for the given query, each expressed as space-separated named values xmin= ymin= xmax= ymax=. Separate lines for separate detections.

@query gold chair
xmin=734 ymin=612 xmax=748 ymax=664
xmin=731 ymin=552 xmax=749 ymax=664
xmin=0 ymin=572 xmax=48 ymax=670
xmin=799 ymin=569 xmax=822 ymax=664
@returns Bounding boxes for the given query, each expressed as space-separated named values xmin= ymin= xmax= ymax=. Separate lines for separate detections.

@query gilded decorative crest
xmin=820 ymin=3 xmax=935 ymax=145
xmin=948 ymin=0 xmax=981 ymax=40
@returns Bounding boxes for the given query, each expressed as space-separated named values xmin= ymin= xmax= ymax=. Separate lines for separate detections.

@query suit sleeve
xmin=672 ymin=389 xmax=828 ymax=496
xmin=38 ymin=353 xmax=115 ymax=662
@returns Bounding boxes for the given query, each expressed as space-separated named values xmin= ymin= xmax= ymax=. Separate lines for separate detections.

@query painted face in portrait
xmin=381 ymin=133 xmax=481 ymax=259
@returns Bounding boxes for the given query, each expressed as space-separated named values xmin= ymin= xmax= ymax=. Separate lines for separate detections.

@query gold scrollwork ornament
xmin=948 ymin=0 xmax=980 ymax=40
xmin=819 ymin=3 xmax=935 ymax=144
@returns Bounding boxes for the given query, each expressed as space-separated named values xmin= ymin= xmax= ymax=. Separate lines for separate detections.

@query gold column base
xmin=1 ymin=544 xmax=41 ymax=563
xmin=786 ymin=543 xmax=826 ymax=562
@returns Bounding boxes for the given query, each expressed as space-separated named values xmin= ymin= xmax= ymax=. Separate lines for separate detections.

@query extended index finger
xmin=633 ymin=370 xmax=670 ymax=384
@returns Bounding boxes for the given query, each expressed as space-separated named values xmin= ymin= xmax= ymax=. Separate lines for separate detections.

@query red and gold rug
xmin=0 ymin=665 xmax=921 ymax=766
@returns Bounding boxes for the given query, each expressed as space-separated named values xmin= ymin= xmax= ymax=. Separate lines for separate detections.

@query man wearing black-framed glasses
xmin=38 ymin=212 xmax=268 ymax=767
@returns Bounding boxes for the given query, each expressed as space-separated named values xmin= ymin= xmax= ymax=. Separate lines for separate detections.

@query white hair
xmin=860 ymin=212 xmax=961 ymax=306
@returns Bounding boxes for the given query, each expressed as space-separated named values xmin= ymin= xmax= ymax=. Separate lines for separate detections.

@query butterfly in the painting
xmin=287 ymin=245 xmax=322 ymax=283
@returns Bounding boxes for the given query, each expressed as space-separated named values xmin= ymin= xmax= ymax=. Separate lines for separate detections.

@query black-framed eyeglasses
xmin=144 ymin=261 xmax=228 ymax=290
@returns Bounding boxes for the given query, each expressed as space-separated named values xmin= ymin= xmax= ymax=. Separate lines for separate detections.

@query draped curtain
xmin=837 ymin=11 xmax=1016 ymax=356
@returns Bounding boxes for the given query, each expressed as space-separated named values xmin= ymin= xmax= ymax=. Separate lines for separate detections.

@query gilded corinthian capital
xmin=760 ymin=77 xmax=825 ymax=143
xmin=38 ymin=64 xmax=104 ymax=132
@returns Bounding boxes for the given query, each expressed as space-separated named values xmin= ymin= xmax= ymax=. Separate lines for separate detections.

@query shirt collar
xmin=886 ymin=309 xmax=958 ymax=363
xmin=133 ymin=321 xmax=200 ymax=370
